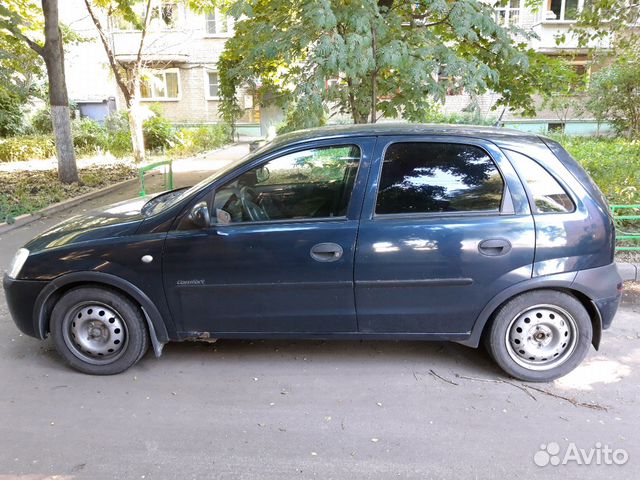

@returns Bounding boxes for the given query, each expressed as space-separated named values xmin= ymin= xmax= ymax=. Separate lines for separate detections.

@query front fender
xmin=33 ymin=271 xmax=170 ymax=357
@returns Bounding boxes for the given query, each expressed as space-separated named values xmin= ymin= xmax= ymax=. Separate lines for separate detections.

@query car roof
xmin=264 ymin=123 xmax=543 ymax=152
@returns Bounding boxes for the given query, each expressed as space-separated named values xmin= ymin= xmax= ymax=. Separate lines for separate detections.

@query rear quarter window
xmin=506 ymin=150 xmax=574 ymax=213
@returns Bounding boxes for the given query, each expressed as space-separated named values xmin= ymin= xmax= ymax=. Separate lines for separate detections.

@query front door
xmin=354 ymin=137 xmax=535 ymax=335
xmin=163 ymin=138 xmax=375 ymax=336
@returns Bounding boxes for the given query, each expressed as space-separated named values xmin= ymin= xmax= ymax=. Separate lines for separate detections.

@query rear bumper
xmin=2 ymin=274 xmax=48 ymax=338
xmin=572 ymin=263 xmax=623 ymax=330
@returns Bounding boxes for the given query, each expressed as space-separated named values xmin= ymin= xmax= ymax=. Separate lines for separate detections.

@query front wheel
xmin=486 ymin=290 xmax=592 ymax=382
xmin=50 ymin=287 xmax=149 ymax=375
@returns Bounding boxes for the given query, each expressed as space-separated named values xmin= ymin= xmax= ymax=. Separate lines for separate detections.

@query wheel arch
xmin=33 ymin=271 xmax=169 ymax=357
xmin=459 ymin=276 xmax=602 ymax=350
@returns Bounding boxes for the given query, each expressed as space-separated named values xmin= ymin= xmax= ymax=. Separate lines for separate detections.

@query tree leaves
xmin=216 ymin=0 xmax=569 ymax=128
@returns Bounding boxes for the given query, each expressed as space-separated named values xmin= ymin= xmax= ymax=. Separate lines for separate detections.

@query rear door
xmin=354 ymin=136 xmax=535 ymax=335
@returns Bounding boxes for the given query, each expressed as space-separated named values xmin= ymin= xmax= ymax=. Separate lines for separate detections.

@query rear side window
xmin=376 ymin=142 xmax=504 ymax=215
xmin=507 ymin=150 xmax=574 ymax=213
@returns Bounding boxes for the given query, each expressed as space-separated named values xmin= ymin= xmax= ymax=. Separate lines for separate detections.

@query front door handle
xmin=310 ymin=243 xmax=343 ymax=262
xmin=478 ymin=238 xmax=512 ymax=257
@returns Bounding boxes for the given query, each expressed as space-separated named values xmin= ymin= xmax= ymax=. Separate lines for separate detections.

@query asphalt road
xmin=0 ymin=186 xmax=639 ymax=479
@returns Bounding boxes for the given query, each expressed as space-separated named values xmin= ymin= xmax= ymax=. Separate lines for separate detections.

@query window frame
xmin=494 ymin=0 xmax=524 ymax=27
xmin=207 ymin=141 xmax=367 ymax=227
xmin=369 ymin=138 xmax=516 ymax=221
xmin=503 ymin=149 xmax=577 ymax=215
xmin=204 ymin=9 xmax=232 ymax=37
xmin=544 ymin=0 xmax=584 ymax=22
xmin=140 ymin=68 xmax=181 ymax=102
xmin=205 ymin=69 xmax=220 ymax=100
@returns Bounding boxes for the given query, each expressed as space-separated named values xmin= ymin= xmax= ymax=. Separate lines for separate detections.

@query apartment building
xmin=60 ymin=0 xmax=611 ymax=136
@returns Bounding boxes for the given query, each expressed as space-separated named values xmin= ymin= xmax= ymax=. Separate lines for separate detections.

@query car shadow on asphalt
xmin=151 ymin=338 xmax=505 ymax=377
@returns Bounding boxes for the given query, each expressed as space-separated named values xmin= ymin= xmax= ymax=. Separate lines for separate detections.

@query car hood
xmin=24 ymin=195 xmax=155 ymax=253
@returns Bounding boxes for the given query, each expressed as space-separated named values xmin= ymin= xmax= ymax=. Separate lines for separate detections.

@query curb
xmin=0 ymin=176 xmax=140 ymax=235
xmin=617 ymin=262 xmax=639 ymax=282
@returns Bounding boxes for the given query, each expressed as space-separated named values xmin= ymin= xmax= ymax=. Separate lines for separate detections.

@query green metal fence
xmin=138 ymin=159 xmax=174 ymax=197
xmin=610 ymin=204 xmax=640 ymax=251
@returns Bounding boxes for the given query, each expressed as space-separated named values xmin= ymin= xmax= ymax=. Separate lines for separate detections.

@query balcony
xmin=530 ymin=10 xmax=612 ymax=53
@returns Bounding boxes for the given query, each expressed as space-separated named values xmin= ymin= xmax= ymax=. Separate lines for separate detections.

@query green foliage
xmin=0 ymin=90 xmax=25 ymax=137
xmin=569 ymin=0 xmax=640 ymax=52
xmin=72 ymin=117 xmax=108 ymax=155
xmin=0 ymin=164 xmax=137 ymax=223
xmin=31 ymin=107 xmax=52 ymax=134
xmin=103 ymin=111 xmax=132 ymax=157
xmin=555 ymin=135 xmax=640 ymax=204
xmin=216 ymin=0 xmax=569 ymax=130
xmin=0 ymin=1 xmax=45 ymax=99
xmin=143 ymin=115 xmax=177 ymax=152
xmin=421 ymin=109 xmax=496 ymax=126
xmin=586 ymin=57 xmax=640 ymax=138
xmin=168 ymin=124 xmax=232 ymax=157
xmin=0 ymin=134 xmax=56 ymax=162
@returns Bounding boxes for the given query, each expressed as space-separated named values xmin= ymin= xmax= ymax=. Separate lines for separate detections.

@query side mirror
xmin=188 ymin=201 xmax=211 ymax=228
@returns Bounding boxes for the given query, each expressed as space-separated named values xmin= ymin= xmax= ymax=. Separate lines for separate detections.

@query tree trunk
xmin=128 ymin=100 xmax=145 ymax=163
xmin=128 ymin=74 xmax=145 ymax=163
xmin=42 ymin=0 xmax=78 ymax=184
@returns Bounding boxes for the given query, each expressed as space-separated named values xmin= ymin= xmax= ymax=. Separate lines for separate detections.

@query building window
xmin=207 ymin=71 xmax=220 ymax=98
xmin=547 ymin=0 xmax=580 ymax=21
xmin=206 ymin=10 xmax=230 ymax=35
xmin=140 ymin=69 xmax=180 ymax=100
xmin=495 ymin=0 xmax=522 ymax=26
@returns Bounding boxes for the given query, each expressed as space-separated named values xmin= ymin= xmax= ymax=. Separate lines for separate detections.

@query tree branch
xmin=9 ymin=26 xmax=45 ymax=56
xmin=83 ymin=0 xmax=131 ymax=104
xmin=134 ymin=0 xmax=153 ymax=70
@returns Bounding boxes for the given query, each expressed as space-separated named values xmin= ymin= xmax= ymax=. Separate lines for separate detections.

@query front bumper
xmin=3 ymin=274 xmax=48 ymax=338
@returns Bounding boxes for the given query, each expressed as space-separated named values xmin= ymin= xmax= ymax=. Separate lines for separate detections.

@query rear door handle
xmin=478 ymin=238 xmax=512 ymax=256
xmin=310 ymin=243 xmax=343 ymax=262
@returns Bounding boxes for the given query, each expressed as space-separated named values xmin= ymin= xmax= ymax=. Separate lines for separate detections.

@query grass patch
xmin=0 ymin=164 xmax=137 ymax=223
xmin=554 ymin=136 xmax=640 ymax=205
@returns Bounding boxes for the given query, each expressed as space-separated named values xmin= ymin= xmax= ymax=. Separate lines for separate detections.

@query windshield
xmin=141 ymin=150 xmax=259 ymax=216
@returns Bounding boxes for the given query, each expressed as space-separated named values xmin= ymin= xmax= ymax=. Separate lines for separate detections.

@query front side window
xmin=376 ymin=143 xmax=504 ymax=215
xmin=507 ymin=150 xmax=574 ymax=213
xmin=213 ymin=145 xmax=361 ymax=223
xmin=140 ymin=70 xmax=179 ymax=100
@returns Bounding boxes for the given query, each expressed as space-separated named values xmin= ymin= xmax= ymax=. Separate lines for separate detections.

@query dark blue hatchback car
xmin=3 ymin=124 xmax=622 ymax=381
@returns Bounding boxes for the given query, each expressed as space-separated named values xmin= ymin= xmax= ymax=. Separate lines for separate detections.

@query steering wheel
xmin=239 ymin=186 xmax=270 ymax=221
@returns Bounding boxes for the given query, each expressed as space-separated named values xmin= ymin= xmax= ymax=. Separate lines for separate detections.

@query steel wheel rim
xmin=62 ymin=302 xmax=128 ymax=365
xmin=504 ymin=304 xmax=578 ymax=371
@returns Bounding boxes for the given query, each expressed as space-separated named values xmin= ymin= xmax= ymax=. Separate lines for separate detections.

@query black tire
xmin=485 ymin=289 xmax=592 ymax=382
xmin=50 ymin=286 xmax=149 ymax=375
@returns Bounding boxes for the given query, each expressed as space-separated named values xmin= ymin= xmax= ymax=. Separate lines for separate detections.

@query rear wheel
xmin=50 ymin=287 xmax=149 ymax=375
xmin=486 ymin=290 xmax=592 ymax=382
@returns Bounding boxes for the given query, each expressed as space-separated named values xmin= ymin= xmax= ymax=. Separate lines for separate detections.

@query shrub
xmin=103 ymin=111 xmax=132 ymax=157
xmin=0 ymin=91 xmax=26 ymax=137
xmin=72 ymin=117 xmax=108 ymax=155
xmin=143 ymin=114 xmax=177 ymax=152
xmin=31 ymin=108 xmax=53 ymax=134
xmin=0 ymin=135 xmax=56 ymax=162
xmin=555 ymin=135 xmax=640 ymax=204
xmin=169 ymin=124 xmax=231 ymax=157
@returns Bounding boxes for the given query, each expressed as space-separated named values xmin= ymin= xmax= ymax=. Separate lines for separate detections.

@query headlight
xmin=7 ymin=248 xmax=29 ymax=279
